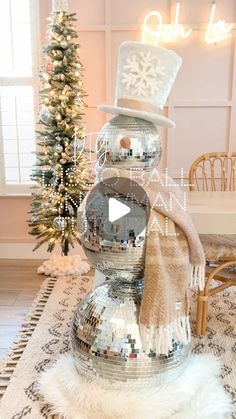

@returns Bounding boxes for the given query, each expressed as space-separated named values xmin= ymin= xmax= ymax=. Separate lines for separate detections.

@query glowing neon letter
xmin=205 ymin=2 xmax=233 ymax=44
xmin=142 ymin=3 xmax=192 ymax=45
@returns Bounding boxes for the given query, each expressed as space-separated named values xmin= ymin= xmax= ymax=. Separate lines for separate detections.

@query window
xmin=0 ymin=0 xmax=39 ymax=194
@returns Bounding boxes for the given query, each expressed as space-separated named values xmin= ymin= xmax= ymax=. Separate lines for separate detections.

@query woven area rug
xmin=0 ymin=273 xmax=235 ymax=419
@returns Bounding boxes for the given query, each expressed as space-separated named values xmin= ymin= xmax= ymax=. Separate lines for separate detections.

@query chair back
xmin=189 ymin=152 xmax=236 ymax=191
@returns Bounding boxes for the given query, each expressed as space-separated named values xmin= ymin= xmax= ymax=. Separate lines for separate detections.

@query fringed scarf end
xmin=190 ymin=264 xmax=205 ymax=290
xmin=139 ymin=316 xmax=191 ymax=356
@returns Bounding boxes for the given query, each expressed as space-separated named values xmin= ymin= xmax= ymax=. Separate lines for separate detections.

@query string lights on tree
xmin=29 ymin=10 xmax=91 ymax=255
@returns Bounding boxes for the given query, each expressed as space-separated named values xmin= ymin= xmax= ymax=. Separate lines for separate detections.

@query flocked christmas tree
xmin=29 ymin=11 xmax=91 ymax=256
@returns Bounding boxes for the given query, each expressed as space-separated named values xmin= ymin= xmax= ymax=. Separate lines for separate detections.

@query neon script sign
xmin=142 ymin=2 xmax=233 ymax=45
xmin=142 ymin=2 xmax=192 ymax=44
xmin=205 ymin=2 xmax=233 ymax=44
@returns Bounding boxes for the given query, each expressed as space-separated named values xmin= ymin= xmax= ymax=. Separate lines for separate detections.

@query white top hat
xmin=99 ymin=41 xmax=182 ymax=128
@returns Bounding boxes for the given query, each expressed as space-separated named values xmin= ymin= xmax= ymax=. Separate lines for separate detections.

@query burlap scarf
xmin=84 ymin=169 xmax=206 ymax=355
xmin=140 ymin=212 xmax=192 ymax=355
xmin=134 ymin=170 xmax=205 ymax=354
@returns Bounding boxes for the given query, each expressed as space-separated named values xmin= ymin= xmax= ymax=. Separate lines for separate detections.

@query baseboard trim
xmin=0 ymin=243 xmax=85 ymax=259
xmin=0 ymin=258 xmax=45 ymax=266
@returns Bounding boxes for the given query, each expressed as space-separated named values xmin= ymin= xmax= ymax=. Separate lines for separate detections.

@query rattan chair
xmin=189 ymin=152 xmax=236 ymax=335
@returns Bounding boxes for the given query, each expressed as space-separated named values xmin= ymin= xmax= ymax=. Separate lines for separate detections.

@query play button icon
xmin=82 ymin=176 xmax=150 ymax=243
xmin=79 ymin=175 xmax=151 ymax=280
xmin=108 ymin=197 xmax=131 ymax=223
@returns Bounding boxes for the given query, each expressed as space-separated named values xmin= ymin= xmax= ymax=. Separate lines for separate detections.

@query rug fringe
xmin=0 ymin=277 xmax=57 ymax=399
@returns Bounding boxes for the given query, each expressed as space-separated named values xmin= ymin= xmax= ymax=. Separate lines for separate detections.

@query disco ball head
xmin=70 ymin=279 xmax=191 ymax=389
xmin=96 ymin=115 xmax=162 ymax=171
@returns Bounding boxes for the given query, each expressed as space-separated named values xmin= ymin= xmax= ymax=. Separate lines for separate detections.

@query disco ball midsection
xmin=78 ymin=180 xmax=149 ymax=281
xmin=81 ymin=244 xmax=145 ymax=281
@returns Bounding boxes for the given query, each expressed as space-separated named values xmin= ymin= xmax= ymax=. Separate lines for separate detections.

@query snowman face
xmin=96 ymin=115 xmax=162 ymax=171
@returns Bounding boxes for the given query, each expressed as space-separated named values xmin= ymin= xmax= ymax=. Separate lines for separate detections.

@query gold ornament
xmin=55 ymin=113 xmax=62 ymax=121
xmin=61 ymin=41 xmax=68 ymax=49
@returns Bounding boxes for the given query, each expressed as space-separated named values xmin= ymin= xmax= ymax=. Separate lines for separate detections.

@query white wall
xmin=1 ymin=0 xmax=236 ymax=258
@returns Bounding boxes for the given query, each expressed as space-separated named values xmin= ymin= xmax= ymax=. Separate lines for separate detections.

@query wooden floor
xmin=0 ymin=260 xmax=44 ymax=361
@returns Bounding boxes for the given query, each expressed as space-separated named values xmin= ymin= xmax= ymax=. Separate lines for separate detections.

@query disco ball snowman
xmin=71 ymin=116 xmax=190 ymax=389
xmin=71 ymin=42 xmax=190 ymax=389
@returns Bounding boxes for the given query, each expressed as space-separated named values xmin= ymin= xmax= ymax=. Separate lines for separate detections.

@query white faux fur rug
xmin=39 ymin=353 xmax=231 ymax=419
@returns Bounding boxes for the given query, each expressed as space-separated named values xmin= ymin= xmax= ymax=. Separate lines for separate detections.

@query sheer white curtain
xmin=0 ymin=0 xmax=39 ymax=194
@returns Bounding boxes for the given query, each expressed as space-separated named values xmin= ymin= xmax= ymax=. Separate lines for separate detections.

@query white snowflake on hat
xmin=99 ymin=42 xmax=182 ymax=128
xmin=122 ymin=51 xmax=167 ymax=97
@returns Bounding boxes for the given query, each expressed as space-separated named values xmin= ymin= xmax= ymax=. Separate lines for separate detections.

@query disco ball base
xmin=71 ymin=279 xmax=191 ymax=390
